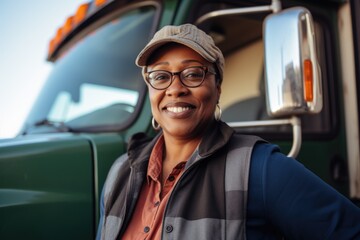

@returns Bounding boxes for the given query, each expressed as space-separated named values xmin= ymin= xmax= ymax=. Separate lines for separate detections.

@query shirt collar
xmin=147 ymin=135 xmax=164 ymax=183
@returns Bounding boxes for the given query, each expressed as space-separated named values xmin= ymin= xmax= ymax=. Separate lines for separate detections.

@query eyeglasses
xmin=145 ymin=66 xmax=216 ymax=90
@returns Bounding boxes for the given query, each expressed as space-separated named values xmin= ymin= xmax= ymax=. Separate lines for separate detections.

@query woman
xmin=97 ymin=24 xmax=360 ymax=240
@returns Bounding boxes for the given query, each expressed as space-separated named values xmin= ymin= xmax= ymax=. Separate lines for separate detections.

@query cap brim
xmin=135 ymin=37 xmax=216 ymax=67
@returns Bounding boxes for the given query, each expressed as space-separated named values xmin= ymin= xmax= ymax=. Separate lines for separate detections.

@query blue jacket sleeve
xmin=96 ymin=187 xmax=105 ymax=240
xmin=247 ymin=143 xmax=360 ymax=240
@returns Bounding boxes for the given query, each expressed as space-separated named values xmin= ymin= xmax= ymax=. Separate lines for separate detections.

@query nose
xmin=165 ymin=75 xmax=189 ymax=97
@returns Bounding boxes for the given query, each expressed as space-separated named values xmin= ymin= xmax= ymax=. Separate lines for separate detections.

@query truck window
xmin=48 ymin=83 xmax=138 ymax=127
xmin=192 ymin=2 xmax=336 ymax=139
xmin=22 ymin=5 xmax=157 ymax=133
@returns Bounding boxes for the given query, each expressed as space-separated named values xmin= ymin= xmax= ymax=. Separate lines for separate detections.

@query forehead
xmin=147 ymin=43 xmax=208 ymax=66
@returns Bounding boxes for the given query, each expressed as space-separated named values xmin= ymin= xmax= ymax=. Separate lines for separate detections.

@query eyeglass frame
xmin=144 ymin=66 xmax=217 ymax=90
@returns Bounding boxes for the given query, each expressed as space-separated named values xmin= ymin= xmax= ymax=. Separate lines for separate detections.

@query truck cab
xmin=0 ymin=0 xmax=359 ymax=239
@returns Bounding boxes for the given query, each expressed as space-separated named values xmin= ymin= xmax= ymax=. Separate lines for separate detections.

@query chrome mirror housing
xmin=264 ymin=7 xmax=323 ymax=117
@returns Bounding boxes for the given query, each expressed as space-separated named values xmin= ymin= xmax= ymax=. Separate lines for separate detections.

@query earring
xmin=215 ymin=103 xmax=222 ymax=121
xmin=152 ymin=117 xmax=161 ymax=130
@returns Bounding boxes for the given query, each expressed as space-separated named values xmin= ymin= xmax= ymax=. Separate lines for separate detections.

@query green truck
xmin=1 ymin=0 xmax=359 ymax=239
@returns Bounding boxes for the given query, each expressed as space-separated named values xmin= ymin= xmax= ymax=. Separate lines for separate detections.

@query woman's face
xmin=146 ymin=43 xmax=221 ymax=141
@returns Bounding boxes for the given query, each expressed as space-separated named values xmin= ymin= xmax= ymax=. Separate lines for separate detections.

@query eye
xmin=149 ymin=71 xmax=171 ymax=81
xmin=182 ymin=68 xmax=204 ymax=79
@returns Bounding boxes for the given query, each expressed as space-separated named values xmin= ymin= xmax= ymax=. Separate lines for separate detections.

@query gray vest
xmin=100 ymin=134 xmax=261 ymax=240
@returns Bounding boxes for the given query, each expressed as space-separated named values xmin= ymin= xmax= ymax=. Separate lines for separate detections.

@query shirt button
xmin=165 ymin=225 xmax=173 ymax=233
xmin=144 ymin=226 xmax=150 ymax=233
xmin=168 ymin=175 xmax=175 ymax=181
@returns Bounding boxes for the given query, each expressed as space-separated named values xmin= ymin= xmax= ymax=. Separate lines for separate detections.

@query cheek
xmin=197 ymin=86 xmax=219 ymax=110
xmin=148 ymin=88 xmax=163 ymax=113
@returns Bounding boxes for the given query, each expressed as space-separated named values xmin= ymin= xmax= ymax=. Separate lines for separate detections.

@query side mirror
xmin=264 ymin=7 xmax=322 ymax=117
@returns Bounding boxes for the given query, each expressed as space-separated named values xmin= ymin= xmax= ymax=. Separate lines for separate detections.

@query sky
xmin=0 ymin=1 xmax=85 ymax=139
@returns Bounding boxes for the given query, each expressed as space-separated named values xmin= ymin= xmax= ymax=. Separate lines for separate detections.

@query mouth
xmin=166 ymin=106 xmax=192 ymax=113
xmin=163 ymin=102 xmax=196 ymax=116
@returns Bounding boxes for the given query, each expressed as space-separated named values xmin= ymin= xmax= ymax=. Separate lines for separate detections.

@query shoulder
xmin=227 ymin=133 xmax=268 ymax=153
xmin=250 ymin=141 xmax=301 ymax=177
xmin=249 ymin=142 xmax=309 ymax=197
xmin=103 ymin=153 xmax=130 ymax=198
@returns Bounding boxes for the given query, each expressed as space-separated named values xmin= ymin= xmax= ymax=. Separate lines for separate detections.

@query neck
xmin=160 ymin=134 xmax=201 ymax=183
xmin=160 ymin=120 xmax=217 ymax=182
xmin=163 ymin=136 xmax=201 ymax=163
xmin=162 ymin=119 xmax=217 ymax=163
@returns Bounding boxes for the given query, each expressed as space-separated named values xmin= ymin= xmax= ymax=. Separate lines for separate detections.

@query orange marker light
xmin=303 ymin=59 xmax=313 ymax=102
xmin=74 ymin=3 xmax=89 ymax=25
xmin=47 ymin=27 xmax=63 ymax=57
xmin=48 ymin=2 xmax=90 ymax=59
xmin=95 ymin=0 xmax=107 ymax=7
xmin=48 ymin=38 xmax=56 ymax=57
xmin=54 ymin=27 xmax=63 ymax=46
xmin=62 ymin=16 xmax=74 ymax=37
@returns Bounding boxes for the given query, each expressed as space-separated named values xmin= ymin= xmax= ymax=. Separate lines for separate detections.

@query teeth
xmin=167 ymin=107 xmax=191 ymax=113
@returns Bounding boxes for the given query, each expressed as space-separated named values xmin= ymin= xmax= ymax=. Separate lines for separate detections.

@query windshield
xmin=22 ymin=5 xmax=157 ymax=134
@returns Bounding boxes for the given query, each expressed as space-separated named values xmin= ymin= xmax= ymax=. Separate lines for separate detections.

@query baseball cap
xmin=135 ymin=24 xmax=225 ymax=83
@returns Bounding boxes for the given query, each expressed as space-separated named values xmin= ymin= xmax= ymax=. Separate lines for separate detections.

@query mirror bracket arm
xmin=195 ymin=0 xmax=282 ymax=25
xmin=288 ymin=116 xmax=302 ymax=158
xmin=272 ymin=0 xmax=282 ymax=13
xmin=227 ymin=115 xmax=302 ymax=158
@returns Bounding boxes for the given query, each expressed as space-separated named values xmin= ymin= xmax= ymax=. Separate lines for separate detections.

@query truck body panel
xmin=0 ymin=135 xmax=94 ymax=238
